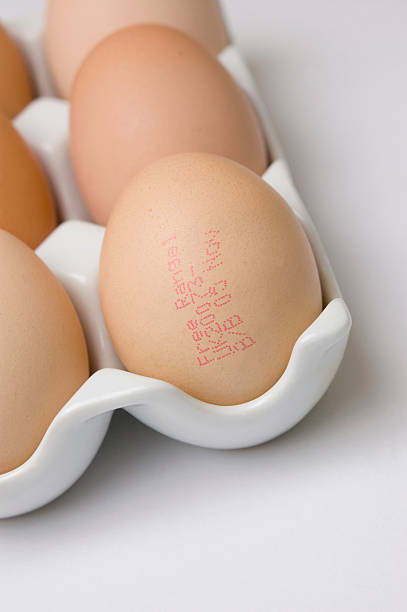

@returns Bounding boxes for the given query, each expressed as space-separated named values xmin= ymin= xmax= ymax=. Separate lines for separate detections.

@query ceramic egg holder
xmin=0 ymin=14 xmax=351 ymax=518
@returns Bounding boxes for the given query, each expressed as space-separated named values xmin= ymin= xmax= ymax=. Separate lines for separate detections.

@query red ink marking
xmin=214 ymin=293 xmax=232 ymax=308
xmin=162 ymin=230 xmax=257 ymax=367
xmin=162 ymin=234 xmax=176 ymax=246
xmin=192 ymin=330 xmax=204 ymax=343
xmin=197 ymin=343 xmax=211 ymax=354
xmin=213 ymin=342 xmax=235 ymax=360
xmin=222 ymin=315 xmax=243 ymax=331
xmin=175 ymin=295 xmax=193 ymax=310
xmin=208 ymin=280 xmax=227 ymax=297
xmin=197 ymin=354 xmax=215 ymax=367
xmin=175 ymin=282 xmax=187 ymax=297
xmin=168 ymin=257 xmax=181 ymax=273
xmin=200 ymin=313 xmax=216 ymax=327
xmin=195 ymin=302 xmax=211 ymax=316
xmin=234 ymin=336 xmax=256 ymax=351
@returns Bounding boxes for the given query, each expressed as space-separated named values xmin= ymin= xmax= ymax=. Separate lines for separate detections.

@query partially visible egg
xmin=0 ymin=23 xmax=34 ymax=118
xmin=0 ymin=112 xmax=56 ymax=248
xmin=70 ymin=25 xmax=268 ymax=225
xmin=0 ymin=230 xmax=89 ymax=474
xmin=45 ymin=0 xmax=229 ymax=99
xmin=99 ymin=153 xmax=322 ymax=406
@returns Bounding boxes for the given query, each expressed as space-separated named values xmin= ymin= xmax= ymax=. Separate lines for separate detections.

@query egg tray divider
xmin=0 ymin=13 xmax=351 ymax=518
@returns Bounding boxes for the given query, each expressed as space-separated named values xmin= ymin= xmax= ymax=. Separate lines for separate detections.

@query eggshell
xmin=0 ymin=111 xmax=56 ymax=248
xmin=70 ymin=24 xmax=268 ymax=225
xmin=0 ymin=23 xmax=34 ymax=118
xmin=45 ymin=0 xmax=229 ymax=99
xmin=99 ymin=153 xmax=322 ymax=406
xmin=0 ymin=230 xmax=89 ymax=474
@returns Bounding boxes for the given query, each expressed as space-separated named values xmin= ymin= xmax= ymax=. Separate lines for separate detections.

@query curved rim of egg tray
xmin=0 ymin=15 xmax=351 ymax=519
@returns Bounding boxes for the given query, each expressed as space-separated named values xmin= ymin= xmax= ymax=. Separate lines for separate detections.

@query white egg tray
xmin=0 ymin=12 xmax=351 ymax=518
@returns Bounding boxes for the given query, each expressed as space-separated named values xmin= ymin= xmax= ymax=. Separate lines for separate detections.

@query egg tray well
xmin=0 ymin=13 xmax=351 ymax=519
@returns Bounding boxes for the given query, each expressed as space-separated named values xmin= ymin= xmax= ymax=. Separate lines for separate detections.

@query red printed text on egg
xmin=162 ymin=230 xmax=256 ymax=367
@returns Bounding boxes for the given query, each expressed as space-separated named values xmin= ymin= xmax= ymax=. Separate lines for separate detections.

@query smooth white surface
xmin=0 ymin=0 xmax=406 ymax=610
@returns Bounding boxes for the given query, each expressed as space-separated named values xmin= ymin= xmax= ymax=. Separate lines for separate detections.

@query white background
xmin=1 ymin=1 xmax=406 ymax=610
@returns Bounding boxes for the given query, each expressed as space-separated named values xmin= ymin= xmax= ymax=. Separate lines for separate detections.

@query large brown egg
xmin=0 ymin=112 xmax=56 ymax=248
xmin=45 ymin=0 xmax=229 ymax=99
xmin=0 ymin=230 xmax=89 ymax=474
xmin=0 ymin=23 xmax=34 ymax=118
xmin=70 ymin=24 xmax=268 ymax=225
xmin=99 ymin=154 xmax=322 ymax=406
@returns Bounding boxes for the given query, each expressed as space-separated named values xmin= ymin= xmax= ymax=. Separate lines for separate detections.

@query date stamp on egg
xmin=162 ymin=230 xmax=256 ymax=367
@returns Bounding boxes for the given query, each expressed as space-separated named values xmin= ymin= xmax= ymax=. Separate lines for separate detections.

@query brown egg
xmin=0 ymin=23 xmax=34 ymax=118
xmin=99 ymin=154 xmax=322 ymax=406
xmin=45 ymin=0 xmax=229 ymax=99
xmin=0 ymin=230 xmax=89 ymax=474
xmin=70 ymin=24 xmax=268 ymax=225
xmin=0 ymin=112 xmax=56 ymax=248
